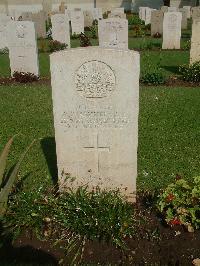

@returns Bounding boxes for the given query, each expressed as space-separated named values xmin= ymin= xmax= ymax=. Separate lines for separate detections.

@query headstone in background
xmin=190 ymin=19 xmax=200 ymax=64
xmin=162 ymin=12 xmax=182 ymax=49
xmin=22 ymin=11 xmax=46 ymax=38
xmin=70 ymin=10 xmax=84 ymax=35
xmin=112 ymin=8 xmax=125 ymax=13
xmin=183 ymin=6 xmax=191 ymax=19
xmin=108 ymin=12 xmax=126 ymax=19
xmin=50 ymin=47 xmax=140 ymax=202
xmin=92 ymin=8 xmax=103 ymax=21
xmin=179 ymin=8 xmax=188 ymax=30
xmin=139 ymin=7 xmax=146 ymax=21
xmin=0 ymin=14 xmax=11 ymax=50
xmin=6 ymin=21 xmax=39 ymax=76
xmin=151 ymin=10 xmax=164 ymax=36
xmin=32 ymin=11 xmax=46 ymax=38
xmin=161 ymin=6 xmax=168 ymax=13
xmin=59 ymin=2 xmax=66 ymax=14
xmin=168 ymin=7 xmax=178 ymax=12
xmin=191 ymin=6 xmax=200 ymax=20
xmin=83 ymin=10 xmax=93 ymax=27
xmin=145 ymin=7 xmax=153 ymax=25
xmin=98 ymin=18 xmax=128 ymax=50
xmin=51 ymin=14 xmax=70 ymax=47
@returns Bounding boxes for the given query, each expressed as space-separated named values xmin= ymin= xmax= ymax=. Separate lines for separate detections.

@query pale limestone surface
xmin=191 ymin=6 xmax=200 ymax=19
xmin=168 ymin=7 xmax=178 ymax=12
xmin=108 ymin=12 xmax=126 ymax=19
xmin=98 ymin=18 xmax=128 ymax=50
xmin=32 ymin=11 xmax=46 ymax=38
xmin=51 ymin=14 xmax=70 ymax=47
xmin=161 ymin=6 xmax=168 ymax=12
xmin=83 ymin=10 xmax=93 ymax=27
xmin=0 ymin=14 xmax=11 ymax=49
xmin=179 ymin=8 xmax=187 ymax=30
xmin=112 ymin=7 xmax=124 ymax=13
xmin=22 ymin=11 xmax=46 ymax=38
xmin=190 ymin=19 xmax=200 ymax=64
xmin=50 ymin=47 xmax=140 ymax=201
xmin=70 ymin=10 xmax=84 ymax=34
xmin=151 ymin=10 xmax=163 ymax=36
xmin=162 ymin=12 xmax=182 ymax=50
xmin=183 ymin=6 xmax=191 ymax=18
xmin=7 ymin=21 xmax=39 ymax=76
xmin=144 ymin=7 xmax=152 ymax=25
xmin=92 ymin=8 xmax=103 ymax=20
xmin=139 ymin=7 xmax=146 ymax=21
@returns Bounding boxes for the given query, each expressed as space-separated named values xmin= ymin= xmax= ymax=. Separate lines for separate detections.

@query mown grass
xmin=0 ymin=84 xmax=199 ymax=191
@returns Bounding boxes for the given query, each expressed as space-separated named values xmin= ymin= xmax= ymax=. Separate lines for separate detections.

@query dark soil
xmin=0 ymin=195 xmax=200 ymax=266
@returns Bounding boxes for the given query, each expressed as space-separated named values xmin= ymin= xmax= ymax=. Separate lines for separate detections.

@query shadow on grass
xmin=40 ymin=137 xmax=58 ymax=186
xmin=161 ymin=65 xmax=180 ymax=75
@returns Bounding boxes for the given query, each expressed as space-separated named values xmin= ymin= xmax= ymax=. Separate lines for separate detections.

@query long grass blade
xmin=0 ymin=137 xmax=14 ymax=186
xmin=0 ymin=140 xmax=36 ymax=215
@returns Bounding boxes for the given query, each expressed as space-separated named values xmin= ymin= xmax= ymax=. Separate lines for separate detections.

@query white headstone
xmin=0 ymin=14 xmax=11 ymax=50
xmin=108 ymin=12 xmax=126 ymax=19
xmin=92 ymin=8 xmax=103 ymax=20
xmin=98 ymin=18 xmax=128 ymax=50
xmin=183 ymin=6 xmax=191 ymax=19
xmin=50 ymin=47 xmax=140 ymax=201
xmin=190 ymin=19 xmax=200 ymax=64
xmin=168 ymin=7 xmax=178 ymax=12
xmin=151 ymin=10 xmax=164 ymax=36
xmin=51 ymin=14 xmax=70 ymax=47
xmin=161 ymin=6 xmax=168 ymax=13
xmin=162 ymin=12 xmax=182 ymax=49
xmin=139 ymin=7 xmax=146 ymax=21
xmin=7 ymin=21 xmax=39 ymax=76
xmin=191 ymin=6 xmax=200 ymax=20
xmin=179 ymin=8 xmax=188 ymax=30
xmin=83 ymin=10 xmax=93 ymax=27
xmin=70 ymin=10 xmax=84 ymax=35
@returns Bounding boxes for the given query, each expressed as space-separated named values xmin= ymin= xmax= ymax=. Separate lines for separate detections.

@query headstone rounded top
xmin=75 ymin=60 xmax=116 ymax=99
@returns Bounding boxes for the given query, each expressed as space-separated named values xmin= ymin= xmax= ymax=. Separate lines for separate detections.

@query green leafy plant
xmin=157 ymin=176 xmax=200 ymax=231
xmin=182 ymin=40 xmax=191 ymax=50
xmin=13 ymin=71 xmax=39 ymax=83
xmin=133 ymin=25 xmax=145 ymax=37
xmin=0 ymin=137 xmax=35 ymax=217
xmin=49 ymin=40 xmax=68 ymax=52
xmin=128 ymin=15 xmax=144 ymax=25
xmin=71 ymin=33 xmax=80 ymax=39
xmin=4 ymin=183 xmax=136 ymax=264
xmin=179 ymin=61 xmax=200 ymax=83
xmin=141 ymin=53 xmax=166 ymax=85
xmin=89 ymin=25 xmax=98 ymax=39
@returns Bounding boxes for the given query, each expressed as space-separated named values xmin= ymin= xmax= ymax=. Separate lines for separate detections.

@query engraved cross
xmin=83 ymin=133 xmax=110 ymax=173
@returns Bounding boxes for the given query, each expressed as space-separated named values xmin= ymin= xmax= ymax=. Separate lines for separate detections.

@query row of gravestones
xmin=139 ymin=5 xmax=200 ymax=58
xmin=1 ymin=12 xmax=200 ymax=77
xmin=0 ymin=7 xmax=128 ymax=76
xmin=140 ymin=6 xmax=200 ymax=26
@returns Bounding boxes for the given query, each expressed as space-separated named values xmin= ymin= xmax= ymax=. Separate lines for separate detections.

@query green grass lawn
xmin=0 ymin=84 xmax=199 ymax=192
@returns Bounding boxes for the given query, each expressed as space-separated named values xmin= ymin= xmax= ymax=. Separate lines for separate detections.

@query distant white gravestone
xmin=50 ymin=47 xmax=140 ymax=201
xmin=0 ymin=14 xmax=11 ymax=50
xmin=162 ymin=12 xmax=182 ymax=50
xmin=51 ymin=14 xmax=70 ymax=47
xmin=70 ymin=10 xmax=84 ymax=35
xmin=98 ymin=18 xmax=128 ymax=50
xmin=7 ymin=21 xmax=39 ymax=76
xmin=190 ymin=19 xmax=200 ymax=64
xmin=151 ymin=10 xmax=164 ymax=36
